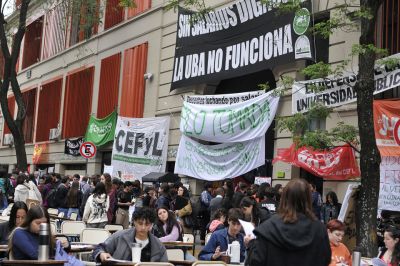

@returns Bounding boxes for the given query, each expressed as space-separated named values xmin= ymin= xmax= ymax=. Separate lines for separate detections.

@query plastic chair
xmin=50 ymin=222 xmax=57 ymax=234
xmin=80 ymin=228 xmax=111 ymax=245
xmin=166 ymin=249 xmax=185 ymax=261
xmin=205 ymin=232 xmax=212 ymax=245
xmin=69 ymin=212 xmax=78 ymax=221
xmin=47 ymin=208 xmax=59 ymax=216
xmin=135 ymin=263 xmax=174 ymax=266
xmin=192 ymin=261 xmax=227 ymax=266
xmin=183 ymin=233 xmax=195 ymax=254
xmin=104 ymin=224 xmax=124 ymax=233
xmin=61 ymin=221 xmax=86 ymax=242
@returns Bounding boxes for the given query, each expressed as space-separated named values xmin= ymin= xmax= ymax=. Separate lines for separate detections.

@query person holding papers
xmin=327 ymin=219 xmax=352 ymax=266
xmin=93 ymin=207 xmax=168 ymax=263
xmin=198 ymin=208 xmax=246 ymax=262
xmin=245 ymin=178 xmax=331 ymax=266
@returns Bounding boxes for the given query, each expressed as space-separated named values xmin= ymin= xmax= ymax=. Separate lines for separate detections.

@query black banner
xmin=64 ymin=137 xmax=84 ymax=156
xmin=171 ymin=0 xmax=314 ymax=90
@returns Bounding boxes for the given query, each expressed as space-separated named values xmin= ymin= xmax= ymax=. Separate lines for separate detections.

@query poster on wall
xmin=180 ymin=90 xmax=279 ymax=142
xmin=84 ymin=110 xmax=117 ymax=146
xmin=64 ymin=137 xmax=84 ymax=156
xmin=175 ymin=135 xmax=265 ymax=181
xmin=373 ymin=100 xmax=400 ymax=157
xmin=378 ymin=156 xmax=400 ymax=212
xmin=111 ymin=116 xmax=170 ymax=181
xmin=171 ymin=0 xmax=314 ymax=90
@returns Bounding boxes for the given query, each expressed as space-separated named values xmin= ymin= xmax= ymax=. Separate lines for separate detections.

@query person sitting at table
xmin=327 ymin=219 xmax=352 ymax=266
xmin=198 ymin=208 xmax=246 ymax=262
xmin=207 ymin=208 xmax=226 ymax=233
xmin=378 ymin=226 xmax=400 ymax=266
xmin=8 ymin=205 xmax=69 ymax=260
xmin=93 ymin=207 xmax=168 ymax=263
xmin=153 ymin=206 xmax=183 ymax=242
xmin=0 ymin=201 xmax=28 ymax=245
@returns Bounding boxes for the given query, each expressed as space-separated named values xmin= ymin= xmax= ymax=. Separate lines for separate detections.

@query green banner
xmin=85 ymin=110 xmax=117 ymax=146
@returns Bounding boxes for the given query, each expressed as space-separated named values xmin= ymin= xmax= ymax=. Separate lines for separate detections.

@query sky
xmin=3 ymin=1 xmax=14 ymax=17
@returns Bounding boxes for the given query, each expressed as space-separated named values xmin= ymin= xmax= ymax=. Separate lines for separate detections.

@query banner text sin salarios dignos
xmin=171 ymin=0 xmax=313 ymax=89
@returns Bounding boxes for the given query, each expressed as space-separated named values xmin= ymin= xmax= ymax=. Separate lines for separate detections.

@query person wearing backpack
xmin=55 ymin=176 xmax=70 ymax=216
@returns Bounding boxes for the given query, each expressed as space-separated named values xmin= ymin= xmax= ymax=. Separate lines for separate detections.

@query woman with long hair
xmin=8 ymin=205 xmax=55 ymax=259
xmin=172 ymin=185 xmax=192 ymax=233
xmin=322 ymin=191 xmax=342 ymax=224
xmin=82 ymin=182 xmax=109 ymax=228
xmin=66 ymin=180 xmax=82 ymax=219
xmin=0 ymin=201 xmax=28 ymax=244
xmin=378 ymin=226 xmax=400 ymax=266
xmin=245 ymin=178 xmax=331 ymax=266
xmin=240 ymin=196 xmax=270 ymax=227
xmin=327 ymin=219 xmax=352 ymax=266
xmin=153 ymin=206 xmax=183 ymax=242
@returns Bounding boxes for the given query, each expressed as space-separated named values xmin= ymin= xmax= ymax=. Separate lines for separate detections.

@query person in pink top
xmin=378 ymin=226 xmax=400 ymax=266
xmin=327 ymin=219 xmax=352 ymax=266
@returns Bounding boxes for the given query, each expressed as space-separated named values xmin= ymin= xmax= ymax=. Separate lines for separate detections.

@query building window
xmin=308 ymin=118 xmax=326 ymax=131
xmin=21 ymin=88 xmax=37 ymax=143
xmin=62 ymin=67 xmax=94 ymax=138
xmin=22 ymin=17 xmax=43 ymax=69
xmin=42 ymin=3 xmax=67 ymax=60
xmin=104 ymin=0 xmax=124 ymax=30
xmin=69 ymin=2 xmax=99 ymax=46
xmin=375 ymin=0 xmax=400 ymax=99
xmin=98 ymin=53 xmax=121 ymax=118
xmin=36 ymin=78 xmax=62 ymax=142
xmin=120 ymin=43 xmax=148 ymax=118
xmin=127 ymin=0 xmax=151 ymax=18
xmin=2 ymin=97 xmax=15 ymax=146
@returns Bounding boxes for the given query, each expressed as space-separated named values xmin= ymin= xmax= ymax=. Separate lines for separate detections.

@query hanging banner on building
xmin=184 ymin=90 xmax=264 ymax=105
xmin=84 ymin=110 xmax=117 ymax=146
xmin=180 ymin=91 xmax=279 ymax=142
xmin=373 ymin=100 xmax=400 ymax=156
xmin=111 ymin=116 xmax=170 ymax=181
xmin=273 ymin=144 xmax=360 ymax=180
xmin=378 ymin=156 xmax=400 ymax=212
xmin=292 ymin=52 xmax=400 ymax=113
xmin=171 ymin=0 xmax=314 ymax=90
xmin=175 ymin=135 xmax=265 ymax=181
xmin=64 ymin=137 xmax=84 ymax=156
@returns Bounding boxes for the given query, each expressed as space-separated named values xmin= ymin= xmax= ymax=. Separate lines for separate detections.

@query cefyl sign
xmin=171 ymin=0 xmax=314 ymax=90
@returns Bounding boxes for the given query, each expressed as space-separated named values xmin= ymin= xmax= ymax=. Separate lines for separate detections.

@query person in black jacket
xmin=245 ymin=178 xmax=331 ymax=266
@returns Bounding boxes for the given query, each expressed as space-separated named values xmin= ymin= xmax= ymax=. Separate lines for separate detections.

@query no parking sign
xmin=80 ymin=141 xmax=97 ymax=159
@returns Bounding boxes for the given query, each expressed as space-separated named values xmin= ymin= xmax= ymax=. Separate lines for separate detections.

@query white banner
xmin=184 ymin=91 xmax=264 ymax=105
xmin=175 ymin=135 xmax=265 ymax=181
xmin=180 ymin=91 xmax=279 ymax=142
xmin=378 ymin=156 xmax=400 ymax=212
xmin=292 ymin=53 xmax=400 ymax=113
xmin=111 ymin=116 xmax=170 ymax=181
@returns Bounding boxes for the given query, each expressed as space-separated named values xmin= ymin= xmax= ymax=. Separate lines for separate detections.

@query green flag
xmin=85 ymin=110 xmax=117 ymax=146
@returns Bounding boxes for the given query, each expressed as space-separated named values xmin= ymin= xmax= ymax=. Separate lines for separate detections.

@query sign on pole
xmin=80 ymin=141 xmax=97 ymax=159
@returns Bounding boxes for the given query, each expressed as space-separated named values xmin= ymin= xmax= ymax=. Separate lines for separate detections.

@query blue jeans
xmin=0 ymin=194 xmax=8 ymax=210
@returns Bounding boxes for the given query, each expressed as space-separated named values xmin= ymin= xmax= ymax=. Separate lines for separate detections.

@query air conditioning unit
xmin=4 ymin=134 xmax=14 ymax=146
xmin=49 ymin=128 xmax=60 ymax=141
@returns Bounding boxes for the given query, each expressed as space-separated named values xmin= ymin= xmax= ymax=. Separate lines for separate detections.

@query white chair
xmin=69 ymin=212 xmax=78 ymax=221
xmin=57 ymin=212 xmax=65 ymax=218
xmin=205 ymin=232 xmax=212 ymax=245
xmin=192 ymin=261 xmax=227 ymax=266
xmin=61 ymin=221 xmax=86 ymax=242
xmin=80 ymin=228 xmax=111 ymax=245
xmin=50 ymin=222 xmax=57 ymax=235
xmin=104 ymin=224 xmax=123 ymax=233
xmin=135 ymin=263 xmax=174 ymax=266
xmin=183 ymin=233 xmax=195 ymax=254
xmin=47 ymin=208 xmax=59 ymax=216
xmin=166 ymin=249 xmax=185 ymax=261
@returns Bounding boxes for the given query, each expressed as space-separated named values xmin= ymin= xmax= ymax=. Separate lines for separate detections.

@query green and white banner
xmin=85 ymin=110 xmax=117 ymax=146
xmin=180 ymin=90 xmax=279 ymax=142
xmin=175 ymin=135 xmax=265 ymax=181
xmin=111 ymin=116 xmax=170 ymax=181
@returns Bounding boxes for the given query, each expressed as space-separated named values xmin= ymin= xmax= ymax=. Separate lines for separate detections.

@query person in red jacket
xmin=327 ymin=219 xmax=352 ymax=266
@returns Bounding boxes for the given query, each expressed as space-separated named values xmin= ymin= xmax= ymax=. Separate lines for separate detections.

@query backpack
xmin=46 ymin=187 xmax=58 ymax=208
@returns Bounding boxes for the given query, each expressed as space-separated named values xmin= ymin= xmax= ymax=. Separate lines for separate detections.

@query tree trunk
xmin=0 ymin=0 xmax=31 ymax=172
xmin=354 ymin=0 xmax=383 ymax=257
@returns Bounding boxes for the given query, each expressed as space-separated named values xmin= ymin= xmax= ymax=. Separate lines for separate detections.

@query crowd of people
xmin=0 ymin=170 xmax=399 ymax=266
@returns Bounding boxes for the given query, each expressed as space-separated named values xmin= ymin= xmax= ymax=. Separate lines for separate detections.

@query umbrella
xmin=141 ymin=172 xmax=180 ymax=183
